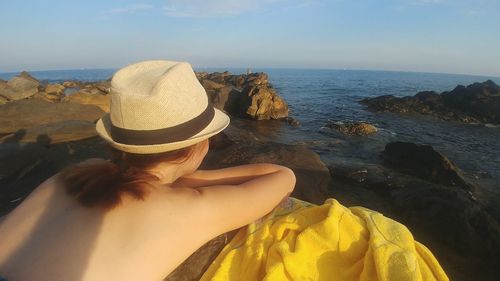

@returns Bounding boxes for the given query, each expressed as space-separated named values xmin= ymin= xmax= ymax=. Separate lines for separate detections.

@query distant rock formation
xmin=360 ymin=80 xmax=500 ymax=124
xmin=0 ymin=71 xmax=40 ymax=102
xmin=196 ymin=71 xmax=289 ymax=120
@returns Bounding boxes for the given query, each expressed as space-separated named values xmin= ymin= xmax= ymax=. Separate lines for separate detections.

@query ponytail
xmin=60 ymin=143 xmax=199 ymax=210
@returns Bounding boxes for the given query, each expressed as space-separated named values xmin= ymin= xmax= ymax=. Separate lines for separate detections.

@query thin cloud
xmin=161 ymin=0 xmax=314 ymax=18
xmin=106 ymin=4 xmax=154 ymax=14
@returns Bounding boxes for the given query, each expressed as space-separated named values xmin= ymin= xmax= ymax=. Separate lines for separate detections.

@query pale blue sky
xmin=1 ymin=0 xmax=499 ymax=76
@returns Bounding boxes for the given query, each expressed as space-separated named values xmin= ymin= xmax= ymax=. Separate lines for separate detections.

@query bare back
xmin=0 ymin=160 xmax=295 ymax=281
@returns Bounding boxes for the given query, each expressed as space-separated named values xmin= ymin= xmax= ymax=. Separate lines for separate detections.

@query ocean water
xmin=2 ymin=68 xmax=500 ymax=199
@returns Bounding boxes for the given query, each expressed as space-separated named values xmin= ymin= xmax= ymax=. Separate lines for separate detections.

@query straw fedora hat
xmin=96 ymin=60 xmax=230 ymax=154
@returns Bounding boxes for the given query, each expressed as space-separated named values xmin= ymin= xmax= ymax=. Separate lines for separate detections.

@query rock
xmin=0 ymin=99 xmax=105 ymax=134
xmin=239 ymin=85 xmax=289 ymax=120
xmin=37 ymin=83 xmax=67 ymax=102
xmin=361 ymin=80 xmax=500 ymax=124
xmin=0 ymin=136 xmax=108 ymax=216
xmin=0 ymin=96 xmax=7 ymax=105
xmin=244 ymin=72 xmax=268 ymax=86
xmin=80 ymin=87 xmax=107 ymax=96
xmin=0 ymin=73 xmax=40 ymax=101
xmin=45 ymin=83 xmax=65 ymax=95
xmin=196 ymin=71 xmax=292 ymax=121
xmin=441 ymin=80 xmax=500 ymax=123
xmin=201 ymin=79 xmax=225 ymax=91
xmin=195 ymin=72 xmax=208 ymax=80
xmin=62 ymin=81 xmax=79 ymax=88
xmin=18 ymin=71 xmax=39 ymax=83
xmin=285 ymin=117 xmax=300 ymax=127
xmin=34 ymin=91 xmax=63 ymax=102
xmin=206 ymin=86 xmax=240 ymax=113
xmin=0 ymin=120 xmax=97 ymax=144
xmin=207 ymin=71 xmax=230 ymax=84
xmin=164 ymin=230 xmax=238 ymax=281
xmin=64 ymin=91 xmax=110 ymax=112
xmin=226 ymin=75 xmax=246 ymax=88
xmin=383 ymin=141 xmax=474 ymax=191
xmin=325 ymin=121 xmax=377 ymax=136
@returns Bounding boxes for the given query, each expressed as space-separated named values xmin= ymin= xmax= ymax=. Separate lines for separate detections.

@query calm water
xmin=2 ymin=68 xmax=500 ymax=198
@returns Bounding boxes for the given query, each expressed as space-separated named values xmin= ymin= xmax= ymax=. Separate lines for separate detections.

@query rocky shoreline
xmin=360 ymin=80 xmax=500 ymax=125
xmin=0 ymin=71 xmax=499 ymax=281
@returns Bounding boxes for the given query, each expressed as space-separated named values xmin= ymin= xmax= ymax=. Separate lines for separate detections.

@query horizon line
xmin=1 ymin=66 xmax=499 ymax=80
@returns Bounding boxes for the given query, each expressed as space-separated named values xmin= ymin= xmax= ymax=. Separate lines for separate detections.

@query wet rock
xmin=361 ymin=80 xmax=500 ymax=124
xmin=0 ymin=120 xmax=97 ymax=144
xmin=64 ymin=91 xmax=110 ymax=112
xmin=383 ymin=141 xmax=474 ymax=191
xmin=239 ymin=85 xmax=289 ymax=120
xmin=285 ymin=117 xmax=300 ymax=127
xmin=0 ymin=99 xmax=105 ymax=134
xmin=326 ymin=121 xmax=377 ymax=136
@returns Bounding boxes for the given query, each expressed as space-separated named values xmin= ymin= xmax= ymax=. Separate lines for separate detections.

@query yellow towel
xmin=201 ymin=197 xmax=449 ymax=281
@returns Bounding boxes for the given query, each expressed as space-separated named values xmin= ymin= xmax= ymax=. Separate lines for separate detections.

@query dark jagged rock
xmin=205 ymin=86 xmax=241 ymax=114
xmin=325 ymin=121 xmax=377 ymax=136
xmin=383 ymin=141 xmax=474 ymax=191
xmin=361 ymin=80 xmax=500 ymax=124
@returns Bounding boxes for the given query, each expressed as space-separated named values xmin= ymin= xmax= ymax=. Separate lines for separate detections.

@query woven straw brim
xmin=96 ymin=107 xmax=230 ymax=154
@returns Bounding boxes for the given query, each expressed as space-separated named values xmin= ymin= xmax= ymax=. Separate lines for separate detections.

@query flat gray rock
xmin=0 ymin=120 xmax=97 ymax=144
xmin=0 ymin=99 xmax=104 ymax=134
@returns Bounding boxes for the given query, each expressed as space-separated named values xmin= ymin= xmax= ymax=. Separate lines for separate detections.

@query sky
xmin=0 ymin=0 xmax=499 ymax=77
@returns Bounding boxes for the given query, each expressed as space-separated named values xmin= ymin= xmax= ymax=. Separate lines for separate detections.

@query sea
xmin=2 ymin=68 xmax=500 ymax=206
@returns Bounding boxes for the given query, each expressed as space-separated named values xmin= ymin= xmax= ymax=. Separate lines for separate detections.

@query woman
xmin=0 ymin=61 xmax=296 ymax=281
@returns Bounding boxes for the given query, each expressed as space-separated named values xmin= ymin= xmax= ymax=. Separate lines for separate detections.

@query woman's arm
xmin=188 ymin=164 xmax=295 ymax=234
xmin=172 ymin=163 xmax=290 ymax=188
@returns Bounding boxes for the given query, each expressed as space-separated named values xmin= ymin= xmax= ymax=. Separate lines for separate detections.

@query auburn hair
xmin=60 ymin=141 xmax=203 ymax=210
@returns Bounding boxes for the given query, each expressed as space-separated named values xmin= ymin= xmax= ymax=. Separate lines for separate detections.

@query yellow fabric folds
xmin=201 ymin=197 xmax=449 ymax=281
